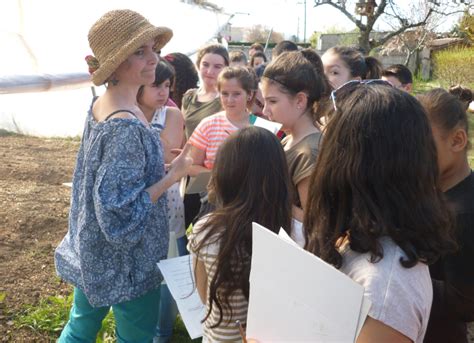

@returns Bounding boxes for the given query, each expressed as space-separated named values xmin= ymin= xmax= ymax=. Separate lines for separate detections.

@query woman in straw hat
xmin=54 ymin=9 xmax=192 ymax=341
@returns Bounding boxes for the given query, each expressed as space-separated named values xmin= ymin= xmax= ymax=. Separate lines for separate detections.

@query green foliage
xmin=469 ymin=113 xmax=474 ymax=169
xmin=14 ymin=293 xmax=116 ymax=341
xmin=411 ymin=75 xmax=442 ymax=95
xmin=171 ymin=316 xmax=202 ymax=343
xmin=0 ymin=129 xmax=21 ymax=137
xmin=433 ymin=46 xmax=474 ymax=88
xmin=309 ymin=32 xmax=320 ymax=48
xmin=454 ymin=10 xmax=474 ymax=42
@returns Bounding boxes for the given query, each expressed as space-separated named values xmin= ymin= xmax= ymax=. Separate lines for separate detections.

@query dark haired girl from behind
xmin=418 ymin=87 xmax=474 ymax=343
xmin=188 ymin=126 xmax=292 ymax=341
xmin=304 ymin=83 xmax=456 ymax=342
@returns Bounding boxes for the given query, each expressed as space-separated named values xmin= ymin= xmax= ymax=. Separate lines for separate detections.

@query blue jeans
xmin=59 ymin=287 xmax=161 ymax=343
xmin=154 ymin=235 xmax=189 ymax=343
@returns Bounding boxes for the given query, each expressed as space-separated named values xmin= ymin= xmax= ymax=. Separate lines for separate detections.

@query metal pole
xmin=304 ymin=0 xmax=307 ymax=43
xmin=264 ymin=28 xmax=273 ymax=53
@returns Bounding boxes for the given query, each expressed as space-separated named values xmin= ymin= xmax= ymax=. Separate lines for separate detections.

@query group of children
xmin=179 ymin=44 xmax=473 ymax=342
xmin=55 ymin=9 xmax=473 ymax=343
xmin=140 ymin=40 xmax=473 ymax=342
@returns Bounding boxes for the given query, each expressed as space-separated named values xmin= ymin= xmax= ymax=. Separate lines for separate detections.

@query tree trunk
xmin=358 ymin=29 xmax=371 ymax=54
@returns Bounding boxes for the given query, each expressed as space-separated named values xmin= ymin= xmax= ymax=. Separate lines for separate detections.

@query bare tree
xmin=381 ymin=1 xmax=440 ymax=67
xmin=313 ymin=0 xmax=472 ymax=53
xmin=245 ymin=25 xmax=284 ymax=43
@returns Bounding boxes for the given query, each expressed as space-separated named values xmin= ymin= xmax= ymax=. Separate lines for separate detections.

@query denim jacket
xmin=55 ymin=104 xmax=169 ymax=307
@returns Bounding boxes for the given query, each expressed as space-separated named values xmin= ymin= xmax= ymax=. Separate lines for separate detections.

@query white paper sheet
xmin=247 ymin=223 xmax=368 ymax=342
xmin=278 ymin=227 xmax=371 ymax=339
xmin=157 ymin=255 xmax=206 ymax=339
xmin=253 ymin=116 xmax=283 ymax=135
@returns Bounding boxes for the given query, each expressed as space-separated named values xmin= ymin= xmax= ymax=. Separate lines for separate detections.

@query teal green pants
xmin=58 ymin=287 xmax=160 ymax=343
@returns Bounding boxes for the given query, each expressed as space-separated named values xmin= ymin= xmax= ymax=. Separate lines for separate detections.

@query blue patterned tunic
xmin=55 ymin=102 xmax=169 ymax=307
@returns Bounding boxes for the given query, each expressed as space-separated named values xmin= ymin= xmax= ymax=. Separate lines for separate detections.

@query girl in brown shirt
xmin=261 ymin=49 xmax=330 ymax=245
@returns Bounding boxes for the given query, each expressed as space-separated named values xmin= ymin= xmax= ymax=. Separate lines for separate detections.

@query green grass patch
xmin=412 ymin=78 xmax=442 ymax=95
xmin=0 ymin=129 xmax=22 ymax=137
xmin=14 ymin=293 xmax=116 ymax=342
xmin=13 ymin=291 xmax=200 ymax=342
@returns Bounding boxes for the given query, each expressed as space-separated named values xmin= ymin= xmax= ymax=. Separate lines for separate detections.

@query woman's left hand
xmin=167 ymin=144 xmax=193 ymax=182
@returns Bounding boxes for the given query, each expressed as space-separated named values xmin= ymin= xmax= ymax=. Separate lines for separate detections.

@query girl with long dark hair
xmin=304 ymin=83 xmax=456 ymax=342
xmin=188 ymin=126 xmax=292 ymax=341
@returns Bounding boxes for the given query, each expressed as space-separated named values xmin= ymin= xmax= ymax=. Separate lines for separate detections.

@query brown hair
xmin=448 ymin=85 xmax=473 ymax=112
xmin=229 ymin=50 xmax=248 ymax=65
xmin=304 ymin=84 xmax=456 ymax=269
xmin=196 ymin=44 xmax=229 ymax=68
xmin=249 ymin=42 xmax=264 ymax=52
xmin=382 ymin=64 xmax=413 ymax=85
xmin=217 ymin=66 xmax=258 ymax=106
xmin=250 ymin=51 xmax=267 ymax=67
xmin=326 ymin=46 xmax=382 ymax=80
xmin=262 ymin=49 xmax=330 ymax=124
xmin=418 ymin=87 xmax=471 ymax=149
xmin=164 ymin=52 xmax=199 ymax=108
xmin=192 ymin=126 xmax=292 ymax=327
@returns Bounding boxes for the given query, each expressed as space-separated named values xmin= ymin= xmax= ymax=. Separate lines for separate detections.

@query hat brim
xmin=91 ymin=26 xmax=173 ymax=86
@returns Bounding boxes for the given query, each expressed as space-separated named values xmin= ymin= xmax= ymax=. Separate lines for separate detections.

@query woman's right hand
xmin=167 ymin=144 xmax=193 ymax=182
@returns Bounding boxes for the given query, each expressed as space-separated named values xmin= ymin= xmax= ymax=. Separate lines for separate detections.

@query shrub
xmin=433 ymin=46 xmax=474 ymax=88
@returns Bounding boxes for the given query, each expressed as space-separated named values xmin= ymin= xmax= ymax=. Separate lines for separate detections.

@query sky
xmin=212 ymin=0 xmax=464 ymax=41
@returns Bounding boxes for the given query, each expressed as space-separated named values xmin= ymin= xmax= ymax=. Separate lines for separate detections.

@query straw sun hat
xmin=87 ymin=9 xmax=173 ymax=86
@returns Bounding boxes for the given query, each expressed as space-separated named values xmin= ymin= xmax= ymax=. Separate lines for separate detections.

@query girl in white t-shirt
xmin=137 ymin=59 xmax=187 ymax=342
xmin=304 ymin=83 xmax=457 ymax=343
xmin=188 ymin=126 xmax=292 ymax=342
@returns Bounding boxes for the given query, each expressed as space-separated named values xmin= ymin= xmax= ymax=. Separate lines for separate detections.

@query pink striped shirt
xmin=188 ymin=112 xmax=239 ymax=169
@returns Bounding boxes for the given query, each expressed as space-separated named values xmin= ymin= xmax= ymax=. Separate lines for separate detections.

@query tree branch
xmin=367 ymin=0 xmax=387 ymax=31
xmin=313 ymin=1 xmax=365 ymax=30
xmin=375 ymin=16 xmax=430 ymax=48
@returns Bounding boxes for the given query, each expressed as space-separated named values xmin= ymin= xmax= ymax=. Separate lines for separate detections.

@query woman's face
xmin=198 ymin=53 xmax=226 ymax=88
xmin=261 ymin=80 xmax=299 ymax=130
xmin=220 ymin=78 xmax=249 ymax=116
xmin=252 ymin=56 xmax=265 ymax=68
xmin=140 ymin=78 xmax=171 ymax=110
xmin=114 ymin=39 xmax=158 ymax=85
xmin=322 ymin=51 xmax=355 ymax=89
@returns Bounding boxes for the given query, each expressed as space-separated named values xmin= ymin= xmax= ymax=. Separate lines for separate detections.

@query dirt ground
xmin=0 ymin=132 xmax=79 ymax=341
xmin=0 ymin=132 xmax=473 ymax=342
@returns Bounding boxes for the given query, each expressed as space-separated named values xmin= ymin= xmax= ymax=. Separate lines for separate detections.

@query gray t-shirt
xmin=340 ymin=237 xmax=432 ymax=343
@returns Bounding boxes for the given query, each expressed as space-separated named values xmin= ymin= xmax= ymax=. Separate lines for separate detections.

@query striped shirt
xmin=188 ymin=217 xmax=248 ymax=342
xmin=188 ymin=112 xmax=239 ymax=170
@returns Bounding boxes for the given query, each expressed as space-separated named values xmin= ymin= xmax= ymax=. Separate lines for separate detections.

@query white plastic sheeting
xmin=0 ymin=0 xmax=230 ymax=137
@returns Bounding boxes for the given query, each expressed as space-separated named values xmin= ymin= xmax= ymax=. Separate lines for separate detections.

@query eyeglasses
xmin=330 ymin=79 xmax=393 ymax=111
